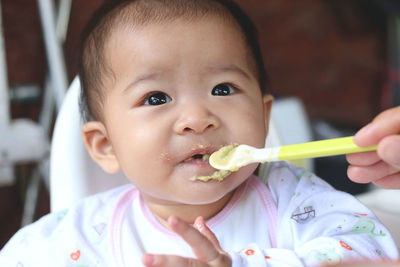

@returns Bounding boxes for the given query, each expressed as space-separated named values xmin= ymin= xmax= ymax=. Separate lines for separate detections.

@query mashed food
xmin=190 ymin=170 xmax=232 ymax=182
xmin=190 ymin=144 xmax=238 ymax=182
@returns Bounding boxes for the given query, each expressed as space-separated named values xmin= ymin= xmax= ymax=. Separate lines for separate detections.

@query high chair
xmin=50 ymin=77 xmax=126 ymax=212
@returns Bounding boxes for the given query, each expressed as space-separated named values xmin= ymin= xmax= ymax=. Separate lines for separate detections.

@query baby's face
xmin=101 ymin=16 xmax=272 ymax=206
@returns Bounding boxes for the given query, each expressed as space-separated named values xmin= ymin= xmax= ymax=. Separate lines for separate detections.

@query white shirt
xmin=0 ymin=162 xmax=398 ymax=266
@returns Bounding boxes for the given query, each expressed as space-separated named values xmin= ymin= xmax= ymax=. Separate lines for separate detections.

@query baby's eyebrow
xmin=123 ymin=64 xmax=250 ymax=94
xmin=124 ymin=71 xmax=164 ymax=94
xmin=207 ymin=63 xmax=251 ymax=80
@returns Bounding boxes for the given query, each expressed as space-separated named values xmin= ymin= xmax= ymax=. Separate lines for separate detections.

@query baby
xmin=1 ymin=0 xmax=398 ymax=266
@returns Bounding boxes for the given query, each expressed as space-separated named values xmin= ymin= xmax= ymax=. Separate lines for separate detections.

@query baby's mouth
xmin=182 ymin=148 xmax=232 ymax=182
xmin=183 ymin=153 xmax=211 ymax=162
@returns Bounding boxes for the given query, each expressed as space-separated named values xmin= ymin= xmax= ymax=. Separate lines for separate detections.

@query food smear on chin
xmin=190 ymin=170 xmax=232 ymax=182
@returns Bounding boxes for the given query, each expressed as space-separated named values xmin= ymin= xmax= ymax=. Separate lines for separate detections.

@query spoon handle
xmin=275 ymin=136 xmax=377 ymax=161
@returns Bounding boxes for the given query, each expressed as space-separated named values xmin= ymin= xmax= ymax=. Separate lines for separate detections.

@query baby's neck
xmin=142 ymin=190 xmax=235 ymax=226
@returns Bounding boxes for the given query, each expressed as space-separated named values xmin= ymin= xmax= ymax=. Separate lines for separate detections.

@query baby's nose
xmin=173 ymin=102 xmax=220 ymax=134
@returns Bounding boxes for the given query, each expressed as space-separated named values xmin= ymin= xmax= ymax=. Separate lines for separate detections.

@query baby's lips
xmin=181 ymin=145 xmax=218 ymax=162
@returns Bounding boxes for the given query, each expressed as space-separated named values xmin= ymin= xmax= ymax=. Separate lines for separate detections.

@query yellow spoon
xmin=209 ymin=136 xmax=377 ymax=171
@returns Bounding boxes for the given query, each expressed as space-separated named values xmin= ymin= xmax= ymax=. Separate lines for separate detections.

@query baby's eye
xmin=211 ymin=83 xmax=236 ymax=96
xmin=144 ymin=92 xmax=172 ymax=105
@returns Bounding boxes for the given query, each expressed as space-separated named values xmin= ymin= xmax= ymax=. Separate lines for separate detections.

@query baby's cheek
xmin=159 ymin=152 xmax=173 ymax=164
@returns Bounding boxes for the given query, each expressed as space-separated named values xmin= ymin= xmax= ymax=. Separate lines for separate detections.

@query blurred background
xmin=0 ymin=0 xmax=399 ymax=249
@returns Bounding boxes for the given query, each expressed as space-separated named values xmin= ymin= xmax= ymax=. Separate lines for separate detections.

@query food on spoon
xmin=190 ymin=143 xmax=251 ymax=182
xmin=209 ymin=143 xmax=253 ymax=171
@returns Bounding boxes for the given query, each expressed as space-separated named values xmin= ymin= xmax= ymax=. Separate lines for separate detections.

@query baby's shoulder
xmin=267 ymin=161 xmax=332 ymax=187
xmin=53 ymin=183 xmax=133 ymax=231
xmin=265 ymin=162 xmax=336 ymax=202
xmin=0 ymin=184 xmax=133 ymax=266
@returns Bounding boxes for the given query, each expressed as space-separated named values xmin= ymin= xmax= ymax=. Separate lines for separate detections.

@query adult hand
xmin=142 ymin=216 xmax=231 ymax=267
xmin=346 ymin=106 xmax=400 ymax=189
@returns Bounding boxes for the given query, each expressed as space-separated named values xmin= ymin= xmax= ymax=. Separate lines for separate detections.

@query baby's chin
xmin=190 ymin=168 xmax=254 ymax=195
xmin=176 ymin=189 xmax=235 ymax=207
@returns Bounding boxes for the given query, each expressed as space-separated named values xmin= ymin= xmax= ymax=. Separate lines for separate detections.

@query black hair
xmin=78 ymin=0 xmax=269 ymax=122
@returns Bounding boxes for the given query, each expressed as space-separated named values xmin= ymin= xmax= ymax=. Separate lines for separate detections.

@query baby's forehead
xmin=109 ymin=11 xmax=240 ymax=38
xmin=106 ymin=18 xmax=250 ymax=66
xmin=107 ymin=14 xmax=246 ymax=54
xmin=99 ymin=1 xmax=246 ymax=62
xmin=104 ymin=14 xmax=247 ymax=57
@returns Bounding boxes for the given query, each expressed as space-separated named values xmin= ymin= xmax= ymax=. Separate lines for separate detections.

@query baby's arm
xmin=142 ymin=216 xmax=231 ymax=267
xmin=265 ymin=164 xmax=399 ymax=266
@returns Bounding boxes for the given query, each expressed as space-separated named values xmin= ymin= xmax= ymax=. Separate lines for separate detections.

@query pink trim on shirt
xmin=139 ymin=194 xmax=179 ymax=237
xmin=206 ymin=177 xmax=248 ymax=227
xmin=248 ymin=176 xmax=278 ymax=248
xmin=139 ymin=175 xmax=277 ymax=247
xmin=110 ymin=175 xmax=278 ymax=266
xmin=139 ymin=177 xmax=248 ymax=238
xmin=138 ymin=176 xmax=250 ymax=236
xmin=110 ymin=187 xmax=138 ymax=267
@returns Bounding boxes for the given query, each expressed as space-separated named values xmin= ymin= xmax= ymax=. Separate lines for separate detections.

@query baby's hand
xmin=346 ymin=106 xmax=400 ymax=188
xmin=142 ymin=216 xmax=231 ymax=267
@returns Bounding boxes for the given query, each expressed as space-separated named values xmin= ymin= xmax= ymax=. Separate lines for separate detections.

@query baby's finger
xmin=168 ymin=216 xmax=220 ymax=262
xmin=346 ymin=151 xmax=380 ymax=166
xmin=142 ymin=253 xmax=209 ymax=267
xmin=193 ymin=216 xmax=222 ymax=251
xmin=347 ymin=161 xmax=399 ymax=184
xmin=372 ymin=173 xmax=400 ymax=189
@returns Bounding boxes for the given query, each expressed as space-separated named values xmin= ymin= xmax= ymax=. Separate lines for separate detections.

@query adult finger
xmin=354 ymin=106 xmax=400 ymax=147
xmin=377 ymin=135 xmax=400 ymax=169
xmin=347 ymin=161 xmax=398 ymax=184
xmin=142 ymin=253 xmax=209 ymax=267
xmin=168 ymin=216 xmax=220 ymax=263
xmin=346 ymin=151 xmax=380 ymax=166
xmin=373 ymin=173 xmax=400 ymax=189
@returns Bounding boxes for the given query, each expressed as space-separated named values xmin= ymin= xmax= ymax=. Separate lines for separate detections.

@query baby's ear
xmin=262 ymin=94 xmax=274 ymax=132
xmin=82 ymin=121 xmax=120 ymax=174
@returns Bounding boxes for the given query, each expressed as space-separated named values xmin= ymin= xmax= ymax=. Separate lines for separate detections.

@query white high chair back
xmin=50 ymin=77 xmax=126 ymax=212
xmin=49 ymin=77 xmax=313 ymax=212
